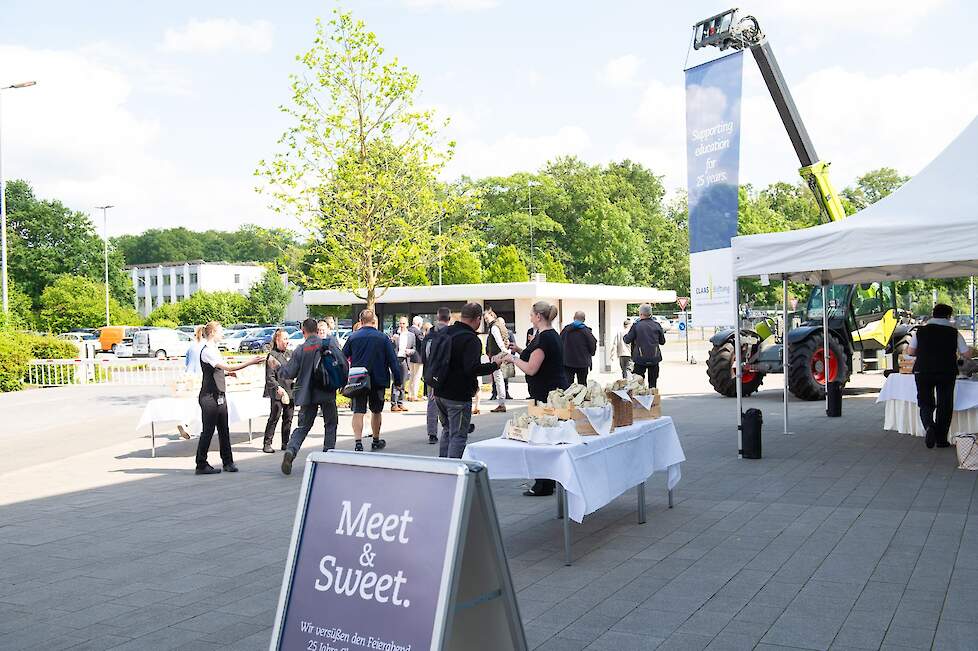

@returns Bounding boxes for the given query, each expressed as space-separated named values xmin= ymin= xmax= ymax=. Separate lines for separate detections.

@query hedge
xmin=0 ymin=332 xmax=81 ymax=392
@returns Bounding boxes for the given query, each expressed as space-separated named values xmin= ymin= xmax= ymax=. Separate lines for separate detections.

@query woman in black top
xmin=195 ymin=321 xmax=264 ymax=475
xmin=262 ymin=329 xmax=294 ymax=454
xmin=507 ymin=301 xmax=569 ymax=496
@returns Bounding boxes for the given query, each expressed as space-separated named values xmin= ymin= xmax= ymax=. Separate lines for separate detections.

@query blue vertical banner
xmin=686 ymin=51 xmax=743 ymax=327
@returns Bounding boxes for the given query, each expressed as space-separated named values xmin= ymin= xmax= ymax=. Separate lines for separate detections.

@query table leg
xmin=151 ymin=423 xmax=156 ymax=459
xmin=637 ymin=481 xmax=647 ymax=524
xmin=668 ymin=487 xmax=674 ymax=509
xmin=556 ymin=486 xmax=564 ymax=520
xmin=560 ymin=484 xmax=571 ymax=566
xmin=248 ymin=419 xmax=253 ymax=443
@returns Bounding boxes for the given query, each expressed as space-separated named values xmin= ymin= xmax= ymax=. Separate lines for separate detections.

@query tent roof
xmin=731 ymin=116 xmax=978 ymax=285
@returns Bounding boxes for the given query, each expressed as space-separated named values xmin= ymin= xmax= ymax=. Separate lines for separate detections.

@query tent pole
xmin=971 ymin=276 xmax=975 ymax=347
xmin=735 ymin=279 xmax=744 ymax=458
xmin=822 ymin=283 xmax=829 ymax=413
xmin=783 ymin=277 xmax=789 ymax=435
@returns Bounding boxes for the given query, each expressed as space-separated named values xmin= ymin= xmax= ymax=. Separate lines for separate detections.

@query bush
xmin=177 ymin=290 xmax=250 ymax=325
xmin=27 ymin=335 xmax=78 ymax=360
xmin=0 ymin=334 xmax=31 ymax=392
xmin=146 ymin=302 xmax=182 ymax=326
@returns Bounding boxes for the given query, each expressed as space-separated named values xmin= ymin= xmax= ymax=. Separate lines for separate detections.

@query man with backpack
xmin=278 ymin=318 xmax=349 ymax=475
xmin=423 ymin=307 xmax=452 ymax=444
xmin=428 ymin=302 xmax=507 ymax=458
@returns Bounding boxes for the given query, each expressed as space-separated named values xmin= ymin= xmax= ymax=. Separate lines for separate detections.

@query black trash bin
xmin=740 ymin=408 xmax=763 ymax=459
xmin=826 ymin=381 xmax=842 ymax=417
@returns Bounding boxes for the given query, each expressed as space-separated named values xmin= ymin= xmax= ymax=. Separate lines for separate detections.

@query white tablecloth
xmin=463 ymin=417 xmax=685 ymax=523
xmin=137 ymin=391 xmax=270 ymax=433
xmin=877 ymin=374 xmax=978 ymax=437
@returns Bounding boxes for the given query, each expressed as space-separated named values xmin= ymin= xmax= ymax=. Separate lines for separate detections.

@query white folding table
xmin=463 ymin=416 xmax=685 ymax=565
xmin=877 ymin=373 xmax=978 ymax=437
xmin=136 ymin=391 xmax=270 ymax=457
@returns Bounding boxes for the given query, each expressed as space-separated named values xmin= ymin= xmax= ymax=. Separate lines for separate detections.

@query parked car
xmin=98 ymin=325 xmax=141 ymax=353
xmin=176 ymin=325 xmax=199 ymax=334
xmin=133 ymin=328 xmax=195 ymax=359
xmin=238 ymin=327 xmax=280 ymax=353
xmin=954 ymin=315 xmax=975 ymax=330
xmin=114 ymin=341 xmax=134 ymax=358
xmin=286 ymin=329 xmax=305 ymax=351
xmin=219 ymin=328 xmax=255 ymax=352
xmin=59 ymin=332 xmax=98 ymax=343
xmin=651 ymin=315 xmax=675 ymax=332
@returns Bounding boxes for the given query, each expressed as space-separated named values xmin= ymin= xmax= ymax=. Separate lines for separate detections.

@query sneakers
xmin=355 ymin=440 xmax=364 ymax=452
xmin=195 ymin=465 xmax=220 ymax=475
xmin=262 ymin=444 xmax=275 ymax=453
xmin=222 ymin=463 xmax=239 ymax=473
xmin=281 ymin=450 xmax=295 ymax=475
xmin=491 ymin=405 xmax=507 ymax=413
xmin=371 ymin=438 xmax=387 ymax=451
xmin=428 ymin=434 xmax=438 ymax=444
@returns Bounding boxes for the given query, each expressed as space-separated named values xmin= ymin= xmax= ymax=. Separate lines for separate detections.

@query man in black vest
xmin=907 ymin=304 xmax=972 ymax=448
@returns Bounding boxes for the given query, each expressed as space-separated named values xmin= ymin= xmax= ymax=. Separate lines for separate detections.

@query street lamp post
xmin=527 ymin=180 xmax=541 ymax=274
xmin=96 ymin=205 xmax=115 ymax=326
xmin=0 ymin=80 xmax=37 ymax=315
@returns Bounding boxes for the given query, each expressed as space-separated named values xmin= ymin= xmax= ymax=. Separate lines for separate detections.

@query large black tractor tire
xmin=788 ymin=332 xmax=848 ymax=401
xmin=707 ymin=341 xmax=764 ymax=398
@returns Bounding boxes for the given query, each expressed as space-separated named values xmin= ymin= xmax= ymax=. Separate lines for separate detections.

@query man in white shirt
xmin=391 ymin=317 xmax=414 ymax=412
xmin=907 ymin=304 xmax=972 ymax=448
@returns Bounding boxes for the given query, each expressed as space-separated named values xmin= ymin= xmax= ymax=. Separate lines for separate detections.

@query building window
xmin=164 ymin=275 xmax=170 ymax=285
xmin=177 ymin=274 xmax=184 ymax=284
xmin=234 ymin=273 xmax=241 ymax=284
xmin=190 ymin=273 xmax=198 ymax=284
xmin=151 ymin=276 xmax=157 ymax=286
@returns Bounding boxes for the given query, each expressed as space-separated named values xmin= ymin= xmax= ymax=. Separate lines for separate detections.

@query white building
xmin=302 ymin=280 xmax=677 ymax=372
xmin=127 ymin=261 xmax=269 ymax=317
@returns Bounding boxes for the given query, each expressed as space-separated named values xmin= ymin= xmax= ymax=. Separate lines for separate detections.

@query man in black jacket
xmin=434 ymin=302 xmax=506 ymax=458
xmin=560 ymin=310 xmax=598 ymax=385
xmin=624 ymin=303 xmax=666 ymax=387
xmin=277 ymin=318 xmax=347 ymax=475
xmin=907 ymin=304 xmax=972 ymax=448
xmin=424 ymin=307 xmax=452 ymax=444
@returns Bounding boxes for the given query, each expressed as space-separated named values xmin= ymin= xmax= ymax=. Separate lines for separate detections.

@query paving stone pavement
xmin=1 ymin=363 xmax=977 ymax=650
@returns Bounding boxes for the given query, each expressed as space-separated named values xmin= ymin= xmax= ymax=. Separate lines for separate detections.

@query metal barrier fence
xmin=25 ymin=357 xmax=262 ymax=387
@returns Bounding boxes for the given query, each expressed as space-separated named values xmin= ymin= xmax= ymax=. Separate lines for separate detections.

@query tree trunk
xmin=366 ymin=285 xmax=375 ymax=314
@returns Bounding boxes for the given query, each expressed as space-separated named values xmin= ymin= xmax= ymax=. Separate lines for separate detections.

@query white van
xmin=133 ymin=328 xmax=195 ymax=359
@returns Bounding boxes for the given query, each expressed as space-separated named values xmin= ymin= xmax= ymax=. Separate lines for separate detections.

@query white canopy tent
xmin=726 ymin=115 xmax=978 ymax=453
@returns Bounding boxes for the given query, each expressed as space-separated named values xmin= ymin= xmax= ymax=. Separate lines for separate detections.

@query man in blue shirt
xmin=342 ymin=309 xmax=403 ymax=451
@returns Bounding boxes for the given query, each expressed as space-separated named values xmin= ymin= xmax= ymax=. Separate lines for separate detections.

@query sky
xmin=1 ymin=0 xmax=976 ymax=236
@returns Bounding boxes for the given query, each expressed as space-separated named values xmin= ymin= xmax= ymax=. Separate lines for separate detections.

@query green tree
xmin=536 ymin=250 xmax=568 ymax=282
xmin=438 ymin=238 xmax=483 ymax=284
xmin=38 ymin=275 xmax=141 ymax=333
xmin=145 ymin=302 xmax=182 ymax=326
xmin=246 ymin=269 xmax=292 ymax=323
xmin=0 ymin=282 xmax=34 ymax=330
xmin=113 ymin=225 xmax=302 ymax=271
xmin=257 ymin=9 xmax=452 ymax=310
xmin=5 ymin=180 xmax=132 ymax=304
xmin=842 ymin=167 xmax=908 ymax=212
xmin=484 ymin=245 xmax=529 ymax=283
xmin=176 ymin=291 xmax=250 ymax=326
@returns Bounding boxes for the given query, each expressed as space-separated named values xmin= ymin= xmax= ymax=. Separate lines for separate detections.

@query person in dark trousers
xmin=907 ymin=304 xmax=972 ymax=449
xmin=424 ymin=307 xmax=452 ymax=444
xmin=507 ymin=301 xmax=570 ymax=496
xmin=561 ymin=310 xmax=597 ymax=385
xmin=261 ymin=329 xmax=294 ymax=453
xmin=343 ymin=309 xmax=402 ymax=452
xmin=195 ymin=321 xmax=264 ymax=475
xmin=278 ymin=318 xmax=346 ymax=475
xmin=624 ymin=303 xmax=666 ymax=387
xmin=434 ymin=302 xmax=506 ymax=458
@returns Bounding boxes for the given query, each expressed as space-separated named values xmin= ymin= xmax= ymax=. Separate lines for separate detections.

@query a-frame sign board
xmin=270 ymin=451 xmax=527 ymax=651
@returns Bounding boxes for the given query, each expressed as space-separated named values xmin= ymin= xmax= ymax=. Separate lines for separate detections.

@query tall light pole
xmin=527 ymin=179 xmax=540 ymax=274
xmin=96 ymin=205 xmax=114 ymax=326
xmin=0 ymin=80 xmax=37 ymax=315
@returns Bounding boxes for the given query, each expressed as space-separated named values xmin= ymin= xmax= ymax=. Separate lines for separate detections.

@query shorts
xmin=351 ymin=387 xmax=386 ymax=414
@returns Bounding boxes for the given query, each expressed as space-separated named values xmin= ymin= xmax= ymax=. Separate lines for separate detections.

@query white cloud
xmin=446 ymin=126 xmax=592 ymax=179
xmin=601 ymin=54 xmax=643 ymax=87
xmin=755 ymin=0 xmax=946 ymax=34
xmin=0 ymin=44 xmax=273 ymax=235
xmin=620 ymin=59 xmax=978 ymax=194
xmin=161 ymin=18 xmax=274 ymax=54
xmin=402 ymin=0 xmax=499 ymax=11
